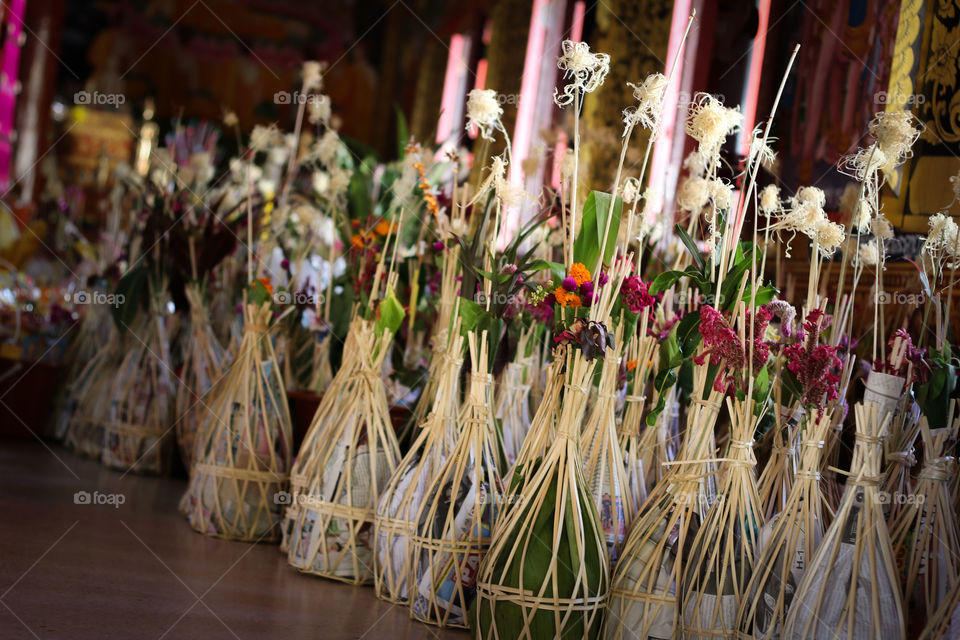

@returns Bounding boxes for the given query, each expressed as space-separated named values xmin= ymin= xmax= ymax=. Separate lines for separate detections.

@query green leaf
xmin=676 ymin=224 xmax=705 ymax=273
xmin=375 ymin=286 xmax=405 ymax=339
xmin=649 ymin=270 xmax=687 ymax=295
xmin=676 ymin=310 xmax=702 ymax=356
xmin=394 ymin=104 xmax=408 ymax=160
xmin=111 ymin=266 xmax=148 ymax=331
xmin=743 ymin=284 xmax=778 ymax=306
xmin=573 ymin=191 xmax=622 ymax=270
xmin=719 ymin=257 xmax=752 ymax=311
xmin=646 ymin=368 xmax=678 ymax=426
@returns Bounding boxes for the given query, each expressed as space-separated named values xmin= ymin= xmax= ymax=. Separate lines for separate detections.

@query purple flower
xmin=433 ymin=240 xmax=445 ymax=251
xmin=561 ymin=276 xmax=578 ymax=292
xmin=580 ymin=281 xmax=594 ymax=297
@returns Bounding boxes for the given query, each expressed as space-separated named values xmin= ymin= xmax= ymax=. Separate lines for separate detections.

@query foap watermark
xmin=274 ymin=491 xmax=323 ymax=508
xmin=273 ymin=291 xmax=325 ymax=306
xmin=877 ymin=290 xmax=924 ymax=306
xmin=874 ymin=91 xmax=925 ymax=106
xmin=874 ymin=490 xmax=924 ymax=506
xmin=74 ymin=90 xmax=126 ymax=108
xmin=71 ymin=290 xmax=125 ymax=308
xmin=74 ymin=490 xmax=126 ymax=508
xmin=273 ymin=91 xmax=327 ymax=106
xmin=675 ymin=290 xmax=727 ymax=307
xmin=473 ymin=291 xmax=521 ymax=307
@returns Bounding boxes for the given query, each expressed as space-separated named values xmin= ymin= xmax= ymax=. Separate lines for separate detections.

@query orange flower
xmin=350 ymin=233 xmax=365 ymax=248
xmin=567 ymin=294 xmax=582 ymax=308
xmin=554 ymin=286 xmax=570 ymax=307
xmin=626 ymin=359 xmax=638 ymax=371
xmin=374 ymin=220 xmax=394 ymax=236
xmin=569 ymin=263 xmax=591 ymax=287
xmin=256 ymin=277 xmax=273 ymax=295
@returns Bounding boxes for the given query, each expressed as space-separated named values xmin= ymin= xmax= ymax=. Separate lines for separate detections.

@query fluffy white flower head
xmin=554 ymin=41 xmax=610 ymax=108
xmin=466 ymin=89 xmax=504 ymax=141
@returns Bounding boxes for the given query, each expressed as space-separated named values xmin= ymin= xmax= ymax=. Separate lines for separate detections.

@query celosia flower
xmin=554 ymin=40 xmax=610 ymax=107
xmin=620 ymin=276 xmax=656 ymax=314
xmin=783 ymin=309 xmax=842 ymax=409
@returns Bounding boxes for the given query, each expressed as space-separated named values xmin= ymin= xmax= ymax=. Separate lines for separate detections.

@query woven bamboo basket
xmin=736 ymin=408 xmax=833 ymax=639
xmin=496 ymin=328 xmax=534 ymax=467
xmin=679 ymin=394 xmax=765 ymax=639
xmin=917 ymin=573 xmax=960 ymax=639
xmin=605 ymin=364 xmax=722 ymax=640
xmin=756 ymin=396 xmax=802 ymax=521
xmin=373 ymin=332 xmax=463 ymax=603
xmin=580 ymin=337 xmax=633 ymax=571
xmin=889 ymin=417 xmax=959 ymax=633
xmin=617 ymin=324 xmax=657 ymax=513
xmin=782 ymin=402 xmax=906 ymax=639
xmin=180 ymin=302 xmax=293 ymax=541
xmin=473 ymin=344 xmax=609 ymax=639
xmin=101 ymin=285 xmax=176 ymax=474
xmin=62 ymin=322 xmax=122 ymax=455
xmin=279 ymin=322 xmax=365 ymax=552
xmin=285 ymin=318 xmax=401 ymax=583
xmin=175 ymin=282 xmax=227 ymax=472
xmin=411 ymin=331 xmax=505 ymax=628
xmin=502 ymin=356 xmax=565 ymax=507
xmin=53 ymin=296 xmax=114 ymax=440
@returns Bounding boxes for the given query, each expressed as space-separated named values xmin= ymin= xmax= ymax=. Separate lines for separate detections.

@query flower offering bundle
xmin=889 ymin=416 xmax=959 ymax=633
xmin=580 ymin=328 xmax=633 ymax=571
xmin=411 ymin=331 xmax=505 ymax=628
xmin=783 ymin=402 xmax=905 ymax=639
xmin=181 ymin=300 xmax=293 ymax=541
xmin=737 ymin=408 xmax=833 ymax=639
xmin=373 ymin=330 xmax=463 ymax=603
xmin=495 ymin=326 xmax=535 ymax=467
xmin=62 ymin=323 xmax=122 ymax=457
xmin=285 ymin=314 xmax=401 ymax=582
xmin=102 ymin=282 xmax=175 ymax=474
xmin=618 ymin=313 xmax=658 ymax=509
xmin=175 ymin=282 xmax=227 ymax=471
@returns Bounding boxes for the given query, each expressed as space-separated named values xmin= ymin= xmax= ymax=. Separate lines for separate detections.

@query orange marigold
xmin=374 ymin=220 xmax=393 ymax=236
xmin=256 ymin=277 xmax=273 ymax=295
xmin=554 ymin=286 xmax=570 ymax=307
xmin=626 ymin=359 xmax=638 ymax=371
xmin=567 ymin=294 xmax=582 ymax=308
xmin=350 ymin=233 xmax=365 ymax=248
xmin=569 ymin=262 xmax=591 ymax=287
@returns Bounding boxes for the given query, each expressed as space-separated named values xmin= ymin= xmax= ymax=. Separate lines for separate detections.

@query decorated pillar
xmin=882 ymin=0 xmax=960 ymax=231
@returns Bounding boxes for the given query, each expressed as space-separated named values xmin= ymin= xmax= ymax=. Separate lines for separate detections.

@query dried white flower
xmin=814 ymin=218 xmax=845 ymax=256
xmin=747 ymin=126 xmax=776 ymax=169
xmin=466 ymin=89 xmax=504 ymax=141
xmin=328 ymin=167 xmax=351 ymax=199
xmin=759 ymin=184 xmax=780 ymax=215
xmin=313 ymin=130 xmax=341 ymax=167
xmin=853 ymin=240 xmax=882 ymax=267
xmin=188 ymin=152 xmax=214 ymax=187
xmin=302 ymin=60 xmax=326 ymax=92
xmin=870 ymin=111 xmax=922 ymax=171
xmin=871 ymin=214 xmax=894 ymax=241
xmin=553 ymin=40 xmax=610 ymax=108
xmin=851 ymin=197 xmax=873 ymax=233
xmin=312 ymin=170 xmax=330 ymax=195
xmin=682 ymin=150 xmax=707 ymax=177
xmin=249 ymin=124 xmax=280 ymax=153
xmin=710 ymin=178 xmax=734 ymax=211
xmin=795 ymin=186 xmax=826 ymax=208
xmin=922 ymin=212 xmax=960 ymax=261
xmin=840 ymin=144 xmax=887 ymax=181
xmin=951 ymin=170 xmax=960 ymax=204
xmin=676 ymin=175 xmax=711 ymax=213
xmin=623 ymin=73 xmax=668 ymax=133
xmin=307 ymin=95 xmax=331 ymax=126
xmin=838 ymin=183 xmax=859 ymax=215
xmin=621 ymin=177 xmax=641 ymax=204
xmin=685 ymin=93 xmax=742 ymax=162
xmin=222 ymin=110 xmax=239 ymax=128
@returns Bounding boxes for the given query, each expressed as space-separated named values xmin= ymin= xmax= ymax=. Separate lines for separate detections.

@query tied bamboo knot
xmin=692 ymin=397 xmax=723 ymax=410
xmin=625 ymin=394 xmax=646 ymax=404
xmin=248 ymin=323 xmax=270 ymax=335
xmin=795 ymin=469 xmax=821 ymax=480
xmin=919 ymin=456 xmax=955 ymax=483
xmin=888 ymin=449 xmax=917 ymax=467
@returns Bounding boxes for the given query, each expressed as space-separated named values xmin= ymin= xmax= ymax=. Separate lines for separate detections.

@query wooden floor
xmin=0 ymin=440 xmax=466 ymax=640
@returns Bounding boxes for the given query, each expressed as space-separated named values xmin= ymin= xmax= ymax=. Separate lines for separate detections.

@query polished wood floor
xmin=0 ymin=440 xmax=466 ymax=640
